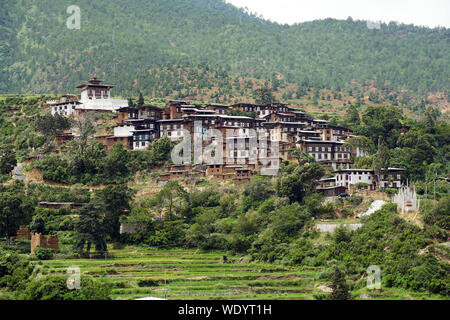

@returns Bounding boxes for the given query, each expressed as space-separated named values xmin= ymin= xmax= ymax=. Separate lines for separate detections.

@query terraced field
xmin=38 ymin=247 xmax=447 ymax=300
xmin=39 ymin=247 xmax=325 ymax=300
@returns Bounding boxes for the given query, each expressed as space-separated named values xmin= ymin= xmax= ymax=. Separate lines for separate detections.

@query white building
xmin=48 ymin=96 xmax=81 ymax=116
xmin=334 ymin=168 xmax=405 ymax=190
xmin=76 ymin=77 xmax=128 ymax=112
xmin=335 ymin=169 xmax=376 ymax=190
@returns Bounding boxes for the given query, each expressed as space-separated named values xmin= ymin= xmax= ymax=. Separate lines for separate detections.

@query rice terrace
xmin=36 ymin=247 xmax=446 ymax=300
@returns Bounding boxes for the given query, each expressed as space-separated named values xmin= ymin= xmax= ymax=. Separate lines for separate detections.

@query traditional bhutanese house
xmin=334 ymin=168 xmax=405 ymax=190
xmin=317 ymin=125 xmax=353 ymax=142
xmin=296 ymin=130 xmax=321 ymax=142
xmin=233 ymin=167 xmax=254 ymax=184
xmin=317 ymin=177 xmax=337 ymax=188
xmin=269 ymin=103 xmax=290 ymax=112
xmin=312 ymin=119 xmax=329 ymax=129
xmin=316 ymin=186 xmax=348 ymax=197
xmin=164 ymin=101 xmax=203 ymax=119
xmin=205 ymin=104 xmax=230 ymax=115
xmin=116 ymin=107 xmax=139 ymax=123
xmin=232 ymin=103 xmax=291 ymax=119
xmin=157 ymin=119 xmax=185 ymax=141
xmin=377 ymin=168 xmax=405 ymax=189
xmin=298 ymin=140 xmax=352 ymax=170
xmin=165 ymin=164 xmax=193 ymax=172
xmin=54 ymin=132 xmax=74 ymax=145
xmin=123 ymin=119 xmax=159 ymax=149
xmin=95 ymin=135 xmax=132 ymax=151
xmin=231 ymin=103 xmax=260 ymax=114
xmin=137 ymin=105 xmax=163 ymax=120
xmin=184 ymin=114 xmax=256 ymax=141
xmin=263 ymin=112 xmax=296 ymax=123
xmin=48 ymin=95 xmax=81 ymax=116
xmin=264 ymin=121 xmax=315 ymax=144
xmin=182 ymin=114 xmax=222 ymax=136
xmin=180 ymin=107 xmax=217 ymax=118
xmin=116 ymin=105 xmax=163 ymax=124
xmin=157 ymin=164 xmax=206 ymax=183
xmin=291 ymin=110 xmax=309 ymax=121
xmin=334 ymin=168 xmax=377 ymax=190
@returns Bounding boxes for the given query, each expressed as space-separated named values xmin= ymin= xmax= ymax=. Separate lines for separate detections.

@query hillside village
xmin=1 ymin=80 xmax=448 ymax=301
xmin=47 ymin=77 xmax=404 ymax=194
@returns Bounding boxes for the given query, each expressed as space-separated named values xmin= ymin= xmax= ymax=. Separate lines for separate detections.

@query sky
xmin=225 ymin=0 xmax=450 ymax=28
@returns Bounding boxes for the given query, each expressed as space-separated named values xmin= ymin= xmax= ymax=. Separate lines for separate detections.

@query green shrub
xmin=138 ymin=279 xmax=160 ymax=287
xmin=33 ymin=247 xmax=54 ymax=260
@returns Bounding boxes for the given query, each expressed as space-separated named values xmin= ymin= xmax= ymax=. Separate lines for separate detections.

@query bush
xmin=382 ymin=188 xmax=398 ymax=196
xmin=19 ymin=275 xmax=111 ymax=300
xmin=33 ymin=247 xmax=54 ymax=260
xmin=138 ymin=279 xmax=160 ymax=287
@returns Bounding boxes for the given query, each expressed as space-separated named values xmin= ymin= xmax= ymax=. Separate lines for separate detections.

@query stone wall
xmin=16 ymin=225 xmax=31 ymax=240
xmin=30 ymin=233 xmax=59 ymax=254
xmin=120 ymin=223 xmax=146 ymax=235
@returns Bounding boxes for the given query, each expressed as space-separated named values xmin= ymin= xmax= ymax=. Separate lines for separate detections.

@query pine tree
xmin=329 ymin=268 xmax=352 ymax=300
xmin=373 ymin=136 xmax=390 ymax=179
xmin=137 ymin=92 xmax=144 ymax=108
xmin=253 ymin=86 xmax=275 ymax=105
xmin=128 ymin=97 xmax=135 ymax=109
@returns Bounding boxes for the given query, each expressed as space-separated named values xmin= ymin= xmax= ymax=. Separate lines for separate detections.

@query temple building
xmin=76 ymin=77 xmax=128 ymax=113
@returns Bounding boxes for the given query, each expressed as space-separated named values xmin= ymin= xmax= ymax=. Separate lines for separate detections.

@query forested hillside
xmin=1 ymin=0 xmax=449 ymax=110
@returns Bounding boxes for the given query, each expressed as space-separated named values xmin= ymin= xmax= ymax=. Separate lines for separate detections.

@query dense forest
xmin=1 ymin=0 xmax=449 ymax=111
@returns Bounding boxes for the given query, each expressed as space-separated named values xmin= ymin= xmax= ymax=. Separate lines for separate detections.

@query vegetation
xmin=1 ymin=0 xmax=448 ymax=111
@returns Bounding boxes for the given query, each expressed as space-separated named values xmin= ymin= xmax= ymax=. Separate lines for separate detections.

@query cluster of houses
xmin=47 ymin=77 xmax=404 ymax=193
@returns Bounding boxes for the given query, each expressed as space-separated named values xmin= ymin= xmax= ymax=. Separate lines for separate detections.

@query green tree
xmin=0 ymin=182 xmax=32 ymax=245
xmin=137 ymin=92 xmax=144 ymax=108
xmin=102 ymin=143 xmax=129 ymax=181
xmin=424 ymin=106 xmax=438 ymax=133
xmin=35 ymin=114 xmax=72 ymax=143
xmin=253 ymin=86 xmax=275 ymax=105
xmin=329 ymin=268 xmax=352 ymax=300
xmin=150 ymin=136 xmax=172 ymax=164
xmin=345 ymin=104 xmax=360 ymax=128
xmin=0 ymin=144 xmax=17 ymax=175
xmin=73 ymin=200 xmax=108 ymax=256
xmin=344 ymin=136 xmax=376 ymax=155
xmin=19 ymin=275 xmax=111 ymax=300
xmin=358 ymin=106 xmax=403 ymax=148
xmin=276 ymin=162 xmax=325 ymax=203
xmin=373 ymin=137 xmax=390 ymax=178
xmin=151 ymin=181 xmax=186 ymax=221
xmin=95 ymin=184 xmax=135 ymax=241
xmin=127 ymin=97 xmax=135 ymax=109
